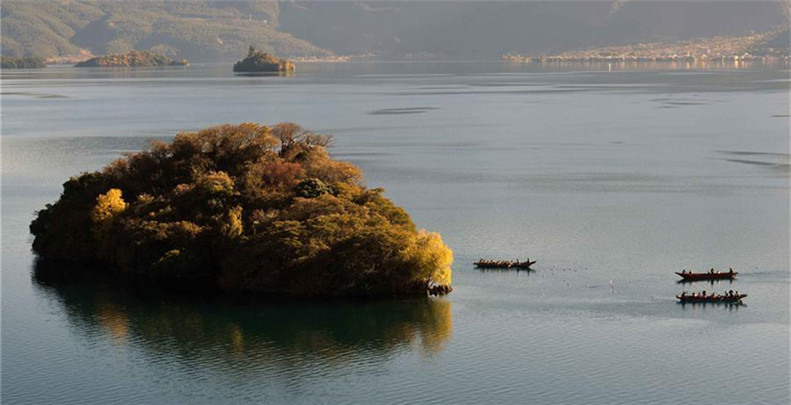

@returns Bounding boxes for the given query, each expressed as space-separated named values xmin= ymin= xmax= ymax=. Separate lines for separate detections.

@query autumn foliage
xmin=30 ymin=123 xmax=453 ymax=297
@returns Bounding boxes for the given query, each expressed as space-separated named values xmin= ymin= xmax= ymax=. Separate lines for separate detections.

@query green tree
xmin=30 ymin=123 xmax=453 ymax=297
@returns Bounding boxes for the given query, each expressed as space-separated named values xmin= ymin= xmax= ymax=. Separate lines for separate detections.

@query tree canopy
xmin=1 ymin=56 xmax=45 ymax=69
xmin=233 ymin=47 xmax=295 ymax=73
xmin=30 ymin=123 xmax=453 ymax=297
xmin=74 ymin=50 xmax=188 ymax=67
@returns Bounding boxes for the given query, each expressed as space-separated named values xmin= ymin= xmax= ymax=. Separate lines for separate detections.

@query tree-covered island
xmin=1 ymin=56 xmax=46 ymax=69
xmin=75 ymin=50 xmax=188 ymax=67
xmin=233 ymin=46 xmax=295 ymax=73
xmin=30 ymin=123 xmax=453 ymax=297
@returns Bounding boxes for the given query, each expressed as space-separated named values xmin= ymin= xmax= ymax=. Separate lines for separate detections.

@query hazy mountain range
xmin=2 ymin=0 xmax=788 ymax=61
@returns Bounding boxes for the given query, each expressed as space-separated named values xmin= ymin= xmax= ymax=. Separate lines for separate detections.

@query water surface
xmin=2 ymin=62 xmax=789 ymax=404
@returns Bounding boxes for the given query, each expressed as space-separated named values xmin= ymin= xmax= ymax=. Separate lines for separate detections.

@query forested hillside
xmin=1 ymin=0 xmax=329 ymax=61
xmin=1 ymin=0 xmax=788 ymax=61
xmin=279 ymin=1 xmax=789 ymax=58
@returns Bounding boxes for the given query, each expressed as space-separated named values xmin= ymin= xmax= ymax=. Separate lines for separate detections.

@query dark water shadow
xmin=1 ymin=91 xmax=68 ymax=99
xmin=719 ymin=151 xmax=790 ymax=158
xmin=32 ymin=261 xmax=453 ymax=370
xmin=724 ymin=158 xmax=788 ymax=167
xmin=716 ymin=151 xmax=791 ymax=176
xmin=664 ymin=100 xmax=708 ymax=106
xmin=722 ymin=159 xmax=791 ymax=173
xmin=368 ymin=107 xmax=439 ymax=115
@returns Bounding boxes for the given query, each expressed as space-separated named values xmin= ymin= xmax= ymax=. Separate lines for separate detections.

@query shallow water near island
xmin=2 ymin=62 xmax=789 ymax=404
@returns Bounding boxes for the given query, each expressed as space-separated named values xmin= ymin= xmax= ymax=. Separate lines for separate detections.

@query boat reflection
xmin=676 ymin=278 xmax=735 ymax=286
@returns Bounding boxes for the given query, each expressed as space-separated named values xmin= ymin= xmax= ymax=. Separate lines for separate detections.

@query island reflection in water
xmin=32 ymin=262 xmax=453 ymax=371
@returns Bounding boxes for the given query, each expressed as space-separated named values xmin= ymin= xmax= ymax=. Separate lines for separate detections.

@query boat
xmin=676 ymin=293 xmax=747 ymax=304
xmin=675 ymin=269 xmax=737 ymax=281
xmin=474 ymin=259 xmax=536 ymax=270
xmin=428 ymin=284 xmax=453 ymax=296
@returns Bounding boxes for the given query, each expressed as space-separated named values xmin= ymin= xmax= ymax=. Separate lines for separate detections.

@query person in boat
xmin=681 ymin=269 xmax=686 ymax=275
xmin=680 ymin=291 xmax=687 ymax=298
xmin=729 ymin=268 xmax=734 ymax=275
xmin=702 ymin=290 xmax=707 ymax=298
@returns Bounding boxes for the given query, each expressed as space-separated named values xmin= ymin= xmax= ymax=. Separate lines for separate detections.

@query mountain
xmin=2 ymin=0 xmax=788 ymax=61
xmin=278 ymin=1 xmax=790 ymax=58
xmin=1 ymin=0 xmax=330 ymax=61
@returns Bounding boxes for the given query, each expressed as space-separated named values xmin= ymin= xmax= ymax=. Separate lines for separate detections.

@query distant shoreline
xmin=21 ymin=56 xmax=791 ymax=69
xmin=503 ymin=55 xmax=790 ymax=64
xmin=504 ymin=29 xmax=789 ymax=66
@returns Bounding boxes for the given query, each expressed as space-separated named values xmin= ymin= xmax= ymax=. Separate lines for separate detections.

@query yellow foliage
xmin=302 ymin=148 xmax=362 ymax=185
xmin=408 ymin=230 xmax=453 ymax=286
xmin=221 ymin=206 xmax=244 ymax=239
xmin=33 ymin=123 xmax=456 ymax=296
xmin=198 ymin=171 xmax=234 ymax=196
xmin=91 ymin=188 xmax=127 ymax=224
xmin=331 ymin=181 xmax=361 ymax=200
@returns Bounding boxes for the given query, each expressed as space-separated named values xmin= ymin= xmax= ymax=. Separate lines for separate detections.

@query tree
xmin=30 ymin=123 xmax=453 ymax=297
xmin=91 ymin=188 xmax=127 ymax=224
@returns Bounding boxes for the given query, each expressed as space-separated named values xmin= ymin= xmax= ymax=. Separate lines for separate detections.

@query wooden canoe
xmin=474 ymin=260 xmax=536 ymax=269
xmin=675 ymin=271 xmax=737 ymax=281
xmin=676 ymin=294 xmax=747 ymax=304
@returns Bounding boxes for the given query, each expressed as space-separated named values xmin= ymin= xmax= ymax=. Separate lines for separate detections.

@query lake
xmin=2 ymin=62 xmax=789 ymax=404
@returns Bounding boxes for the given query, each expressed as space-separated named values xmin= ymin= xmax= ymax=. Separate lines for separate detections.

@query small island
xmin=1 ymin=56 xmax=46 ymax=69
xmin=233 ymin=46 xmax=295 ymax=73
xmin=75 ymin=50 xmax=189 ymax=68
xmin=30 ymin=123 xmax=453 ymax=297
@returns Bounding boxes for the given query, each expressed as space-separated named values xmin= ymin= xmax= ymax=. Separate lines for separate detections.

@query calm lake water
xmin=2 ymin=62 xmax=789 ymax=404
